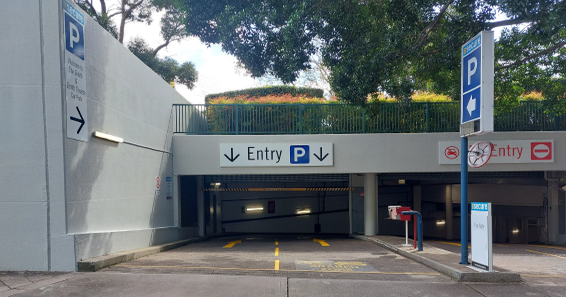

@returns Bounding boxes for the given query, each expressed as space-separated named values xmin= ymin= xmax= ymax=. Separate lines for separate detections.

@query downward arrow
xmin=224 ymin=148 xmax=240 ymax=162
xmin=467 ymin=95 xmax=476 ymax=116
xmin=313 ymin=147 xmax=329 ymax=161
xmin=70 ymin=106 xmax=85 ymax=134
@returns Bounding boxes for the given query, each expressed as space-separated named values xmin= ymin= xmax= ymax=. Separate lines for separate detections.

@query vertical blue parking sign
xmin=461 ymin=31 xmax=494 ymax=136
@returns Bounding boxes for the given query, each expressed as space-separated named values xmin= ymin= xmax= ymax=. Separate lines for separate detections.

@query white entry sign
xmin=471 ymin=202 xmax=492 ymax=272
xmin=439 ymin=140 xmax=554 ymax=164
xmin=64 ymin=1 xmax=88 ymax=142
xmin=220 ymin=143 xmax=333 ymax=167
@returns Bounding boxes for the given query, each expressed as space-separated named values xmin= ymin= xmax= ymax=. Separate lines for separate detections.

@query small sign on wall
xmin=166 ymin=177 xmax=173 ymax=199
xmin=155 ymin=176 xmax=160 ymax=195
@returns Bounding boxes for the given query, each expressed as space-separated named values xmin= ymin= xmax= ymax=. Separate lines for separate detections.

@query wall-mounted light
xmin=512 ymin=228 xmax=520 ymax=234
xmin=246 ymin=207 xmax=263 ymax=212
xmin=296 ymin=209 xmax=311 ymax=214
xmin=398 ymin=179 xmax=406 ymax=185
xmin=93 ymin=131 xmax=123 ymax=143
xmin=436 ymin=220 xmax=446 ymax=225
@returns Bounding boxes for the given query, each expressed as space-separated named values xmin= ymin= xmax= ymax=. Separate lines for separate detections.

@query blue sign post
xmin=459 ymin=31 xmax=494 ymax=265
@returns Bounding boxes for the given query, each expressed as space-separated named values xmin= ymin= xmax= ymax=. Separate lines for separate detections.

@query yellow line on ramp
xmin=223 ymin=240 xmax=242 ymax=248
xmin=313 ymin=238 xmax=329 ymax=246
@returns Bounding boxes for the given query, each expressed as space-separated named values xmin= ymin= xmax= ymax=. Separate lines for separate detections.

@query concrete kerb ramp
xmin=352 ymin=235 xmax=521 ymax=283
xmin=78 ymin=237 xmax=206 ymax=272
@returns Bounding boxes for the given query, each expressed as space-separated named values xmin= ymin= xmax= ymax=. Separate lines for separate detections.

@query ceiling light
xmin=436 ymin=220 xmax=445 ymax=225
xmin=296 ymin=209 xmax=311 ymax=214
xmin=246 ymin=207 xmax=263 ymax=212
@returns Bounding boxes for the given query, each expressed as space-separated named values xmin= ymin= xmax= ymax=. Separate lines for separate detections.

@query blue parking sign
xmin=65 ymin=11 xmax=85 ymax=60
xmin=290 ymin=145 xmax=309 ymax=164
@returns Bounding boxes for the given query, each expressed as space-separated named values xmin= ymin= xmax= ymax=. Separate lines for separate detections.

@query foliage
xmin=179 ymin=0 xmax=566 ymax=113
xmin=205 ymin=86 xmax=324 ymax=102
xmin=520 ymin=91 xmax=544 ymax=101
xmin=127 ymin=37 xmax=197 ymax=88
xmin=207 ymin=94 xmax=327 ymax=105
xmin=369 ymin=92 xmax=453 ymax=102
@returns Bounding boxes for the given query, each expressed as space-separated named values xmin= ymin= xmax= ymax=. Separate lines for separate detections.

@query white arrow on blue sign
xmin=460 ymin=31 xmax=494 ymax=136
xmin=461 ymin=34 xmax=482 ymax=123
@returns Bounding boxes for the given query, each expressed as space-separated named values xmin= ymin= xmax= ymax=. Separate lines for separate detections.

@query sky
xmin=123 ymin=11 xmax=258 ymax=104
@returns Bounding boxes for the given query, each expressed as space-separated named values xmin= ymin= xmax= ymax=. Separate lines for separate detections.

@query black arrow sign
xmin=224 ymin=148 xmax=240 ymax=162
xmin=70 ymin=106 xmax=85 ymax=134
xmin=314 ymin=147 xmax=329 ymax=161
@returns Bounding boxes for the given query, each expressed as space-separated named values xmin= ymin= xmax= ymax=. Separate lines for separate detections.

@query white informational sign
xmin=155 ymin=176 xmax=160 ymax=195
xmin=220 ymin=143 xmax=333 ymax=167
xmin=439 ymin=140 xmax=554 ymax=164
xmin=64 ymin=1 xmax=88 ymax=142
xmin=166 ymin=177 xmax=173 ymax=199
xmin=461 ymin=31 xmax=494 ymax=136
xmin=471 ymin=202 xmax=492 ymax=272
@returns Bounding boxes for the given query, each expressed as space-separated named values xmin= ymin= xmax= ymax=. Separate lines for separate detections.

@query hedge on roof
xmin=205 ymin=86 xmax=324 ymax=102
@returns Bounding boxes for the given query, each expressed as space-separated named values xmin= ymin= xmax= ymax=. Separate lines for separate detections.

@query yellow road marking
xmin=522 ymin=274 xmax=566 ymax=278
xmin=275 ymin=248 xmax=279 ymax=256
xmin=114 ymin=264 xmax=440 ymax=275
xmin=274 ymin=260 xmax=279 ymax=270
xmin=495 ymin=244 xmax=507 ymax=247
xmin=529 ymin=245 xmax=566 ymax=251
xmin=275 ymin=241 xmax=278 ymax=246
xmin=313 ymin=238 xmax=330 ymax=246
xmin=435 ymin=241 xmax=471 ymax=248
xmin=223 ymin=240 xmax=242 ymax=248
xmin=526 ymin=249 xmax=566 ymax=260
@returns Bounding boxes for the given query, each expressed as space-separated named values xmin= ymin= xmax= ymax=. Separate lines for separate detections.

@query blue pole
xmin=402 ymin=211 xmax=423 ymax=251
xmin=460 ymin=136 xmax=469 ymax=264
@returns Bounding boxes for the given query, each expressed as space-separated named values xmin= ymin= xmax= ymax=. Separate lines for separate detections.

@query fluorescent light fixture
xmin=512 ymin=228 xmax=520 ymax=234
xmin=94 ymin=131 xmax=123 ymax=143
xmin=436 ymin=220 xmax=446 ymax=225
xmin=296 ymin=209 xmax=311 ymax=214
xmin=214 ymin=182 xmax=221 ymax=186
xmin=246 ymin=207 xmax=263 ymax=212
xmin=398 ymin=179 xmax=405 ymax=185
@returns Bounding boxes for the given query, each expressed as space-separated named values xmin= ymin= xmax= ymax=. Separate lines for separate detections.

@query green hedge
xmin=205 ymin=86 xmax=324 ymax=102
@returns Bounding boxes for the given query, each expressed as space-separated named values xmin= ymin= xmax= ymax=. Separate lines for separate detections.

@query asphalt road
xmin=3 ymin=235 xmax=566 ymax=296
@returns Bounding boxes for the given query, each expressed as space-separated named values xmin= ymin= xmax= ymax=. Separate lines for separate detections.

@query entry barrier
xmin=402 ymin=211 xmax=423 ymax=251
xmin=201 ymin=187 xmax=354 ymax=192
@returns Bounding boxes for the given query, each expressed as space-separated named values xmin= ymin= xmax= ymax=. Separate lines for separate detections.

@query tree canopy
xmin=179 ymin=0 xmax=566 ymax=112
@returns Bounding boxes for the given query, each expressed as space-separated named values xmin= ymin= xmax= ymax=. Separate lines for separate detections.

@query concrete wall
xmin=1 ymin=0 xmax=189 ymax=271
xmin=0 ymin=0 xmax=72 ymax=271
xmin=64 ymin=2 xmax=182 ymax=262
xmin=173 ymin=132 xmax=566 ymax=175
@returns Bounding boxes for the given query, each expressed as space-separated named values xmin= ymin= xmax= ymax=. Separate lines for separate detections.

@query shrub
xmin=205 ymin=86 xmax=324 ymax=102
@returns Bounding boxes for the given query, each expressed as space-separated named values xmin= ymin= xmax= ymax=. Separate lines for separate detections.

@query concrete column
xmin=198 ymin=176 xmax=205 ymax=237
xmin=445 ymin=185 xmax=454 ymax=240
xmin=413 ymin=186 xmax=422 ymax=213
xmin=173 ymin=175 xmax=180 ymax=227
xmin=548 ymin=181 xmax=559 ymax=243
xmin=349 ymin=174 xmax=353 ymax=235
xmin=364 ymin=173 xmax=377 ymax=236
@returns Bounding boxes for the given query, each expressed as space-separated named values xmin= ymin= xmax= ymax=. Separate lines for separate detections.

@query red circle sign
xmin=444 ymin=146 xmax=460 ymax=159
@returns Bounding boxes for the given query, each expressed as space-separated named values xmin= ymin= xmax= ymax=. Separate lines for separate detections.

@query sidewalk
xmin=352 ymin=235 xmax=521 ymax=282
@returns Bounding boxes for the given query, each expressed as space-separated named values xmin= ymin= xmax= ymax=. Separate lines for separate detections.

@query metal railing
xmin=174 ymin=102 xmax=564 ymax=135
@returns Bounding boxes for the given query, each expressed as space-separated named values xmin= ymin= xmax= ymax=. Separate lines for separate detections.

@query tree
xmin=74 ymin=0 xmax=154 ymax=43
xmin=127 ymin=37 xmax=198 ymax=88
xmin=179 ymin=0 xmax=566 ymax=112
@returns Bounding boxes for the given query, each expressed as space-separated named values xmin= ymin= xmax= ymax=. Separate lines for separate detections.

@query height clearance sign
xmin=461 ymin=31 xmax=494 ymax=136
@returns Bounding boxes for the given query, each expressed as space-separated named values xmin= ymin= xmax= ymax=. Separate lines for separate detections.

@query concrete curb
xmin=352 ymin=235 xmax=521 ymax=283
xmin=78 ymin=237 xmax=206 ymax=272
